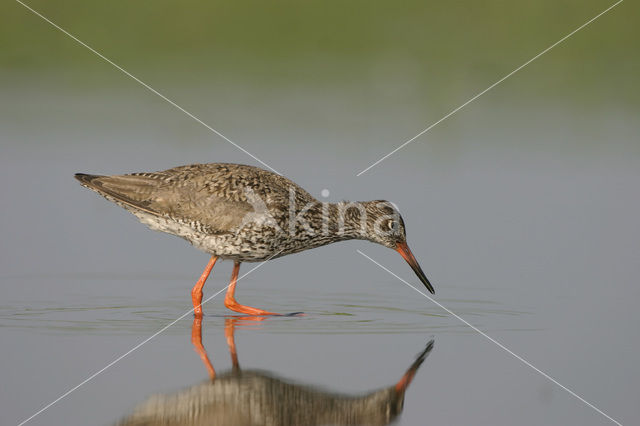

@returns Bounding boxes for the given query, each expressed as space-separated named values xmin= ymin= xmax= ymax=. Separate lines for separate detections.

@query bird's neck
xmin=287 ymin=200 xmax=374 ymax=243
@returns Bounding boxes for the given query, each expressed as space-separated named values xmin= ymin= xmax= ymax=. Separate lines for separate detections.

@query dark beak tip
xmin=423 ymin=279 xmax=435 ymax=295
xmin=396 ymin=242 xmax=436 ymax=295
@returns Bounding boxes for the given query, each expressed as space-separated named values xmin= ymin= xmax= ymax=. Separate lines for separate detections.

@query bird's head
xmin=360 ymin=201 xmax=435 ymax=294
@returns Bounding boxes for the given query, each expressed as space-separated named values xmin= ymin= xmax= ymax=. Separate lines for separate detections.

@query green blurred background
xmin=3 ymin=0 xmax=637 ymax=282
xmin=0 ymin=0 xmax=637 ymax=163
xmin=2 ymin=0 xmax=636 ymax=101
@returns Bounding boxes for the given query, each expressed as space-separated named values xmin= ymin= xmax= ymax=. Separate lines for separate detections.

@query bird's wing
xmin=75 ymin=172 xmax=253 ymax=235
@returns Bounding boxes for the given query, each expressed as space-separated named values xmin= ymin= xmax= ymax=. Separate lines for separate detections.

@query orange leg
xmin=224 ymin=261 xmax=280 ymax=316
xmin=191 ymin=256 xmax=218 ymax=317
xmin=191 ymin=316 xmax=215 ymax=380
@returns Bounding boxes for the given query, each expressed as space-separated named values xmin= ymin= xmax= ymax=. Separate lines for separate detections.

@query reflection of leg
xmin=224 ymin=261 xmax=280 ymax=315
xmin=224 ymin=316 xmax=267 ymax=370
xmin=224 ymin=318 xmax=240 ymax=370
xmin=192 ymin=256 xmax=218 ymax=317
xmin=191 ymin=317 xmax=215 ymax=380
xmin=395 ymin=340 xmax=434 ymax=393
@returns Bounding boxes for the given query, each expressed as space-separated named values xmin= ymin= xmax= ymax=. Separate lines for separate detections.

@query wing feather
xmin=74 ymin=172 xmax=252 ymax=235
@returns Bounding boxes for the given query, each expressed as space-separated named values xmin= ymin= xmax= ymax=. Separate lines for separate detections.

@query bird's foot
xmin=224 ymin=301 xmax=281 ymax=316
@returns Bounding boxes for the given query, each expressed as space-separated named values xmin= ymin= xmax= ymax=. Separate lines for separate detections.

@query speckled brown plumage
xmin=75 ymin=163 xmax=434 ymax=315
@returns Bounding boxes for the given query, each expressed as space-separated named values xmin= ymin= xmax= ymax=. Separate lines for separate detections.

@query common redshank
xmin=75 ymin=163 xmax=433 ymax=316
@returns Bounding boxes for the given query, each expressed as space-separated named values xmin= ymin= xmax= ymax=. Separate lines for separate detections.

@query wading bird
xmin=75 ymin=163 xmax=434 ymax=316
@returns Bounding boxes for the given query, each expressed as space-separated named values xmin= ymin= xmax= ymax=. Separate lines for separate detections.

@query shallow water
xmin=2 ymin=182 xmax=640 ymax=426
xmin=3 ymin=93 xmax=640 ymax=424
xmin=0 ymin=273 xmax=546 ymax=425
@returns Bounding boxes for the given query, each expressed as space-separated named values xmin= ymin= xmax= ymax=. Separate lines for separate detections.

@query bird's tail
xmin=74 ymin=173 xmax=102 ymax=188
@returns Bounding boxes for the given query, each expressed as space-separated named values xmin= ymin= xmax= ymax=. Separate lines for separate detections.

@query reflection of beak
xmin=396 ymin=242 xmax=435 ymax=294
xmin=395 ymin=339 xmax=434 ymax=393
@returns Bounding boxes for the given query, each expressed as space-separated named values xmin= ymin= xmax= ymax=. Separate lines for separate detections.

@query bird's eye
xmin=385 ymin=219 xmax=396 ymax=231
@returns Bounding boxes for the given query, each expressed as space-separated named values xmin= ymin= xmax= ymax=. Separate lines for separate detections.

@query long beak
xmin=396 ymin=242 xmax=435 ymax=294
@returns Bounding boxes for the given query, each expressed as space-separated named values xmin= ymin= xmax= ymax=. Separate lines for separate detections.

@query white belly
xmin=131 ymin=210 xmax=281 ymax=262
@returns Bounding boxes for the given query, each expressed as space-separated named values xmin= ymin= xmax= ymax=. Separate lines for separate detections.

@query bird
xmin=117 ymin=316 xmax=434 ymax=426
xmin=75 ymin=163 xmax=434 ymax=316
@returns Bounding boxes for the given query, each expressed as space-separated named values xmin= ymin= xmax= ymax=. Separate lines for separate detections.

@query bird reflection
xmin=118 ymin=317 xmax=434 ymax=426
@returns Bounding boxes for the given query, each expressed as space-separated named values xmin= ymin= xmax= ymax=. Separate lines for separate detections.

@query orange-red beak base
xmin=396 ymin=242 xmax=435 ymax=294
